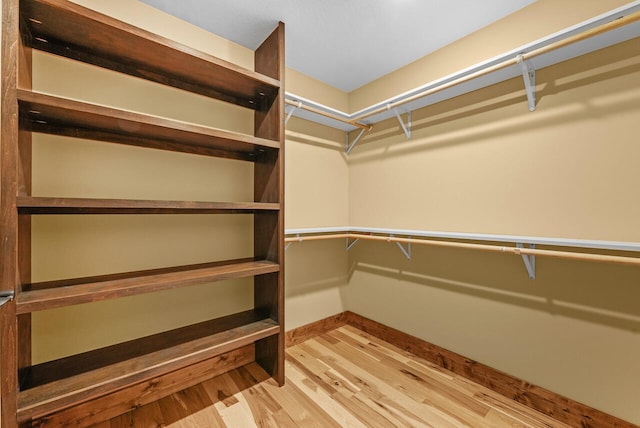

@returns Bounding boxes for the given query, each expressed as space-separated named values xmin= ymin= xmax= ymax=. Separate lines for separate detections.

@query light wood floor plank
xmin=336 ymin=325 xmax=568 ymax=428
xmin=227 ymin=367 xmax=292 ymax=427
xmin=286 ymin=358 xmax=369 ymax=428
xmin=329 ymin=328 xmax=492 ymax=417
xmin=287 ymin=341 xmax=423 ymax=428
xmin=102 ymin=326 xmax=573 ymax=427
xmin=301 ymin=337 xmax=458 ymax=427
xmin=243 ymin=363 xmax=341 ymax=428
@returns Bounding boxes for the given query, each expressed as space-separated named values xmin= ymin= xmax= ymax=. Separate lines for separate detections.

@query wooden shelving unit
xmin=1 ymin=0 xmax=285 ymax=426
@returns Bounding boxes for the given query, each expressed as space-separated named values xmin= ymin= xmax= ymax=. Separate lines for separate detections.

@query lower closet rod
xmin=285 ymin=233 xmax=640 ymax=267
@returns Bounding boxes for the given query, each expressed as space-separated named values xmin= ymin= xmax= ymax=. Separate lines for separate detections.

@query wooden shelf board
xmin=17 ymin=258 xmax=280 ymax=313
xmin=17 ymin=196 xmax=280 ymax=214
xmin=21 ymin=0 xmax=280 ymax=109
xmin=18 ymin=90 xmax=279 ymax=160
xmin=17 ymin=309 xmax=280 ymax=421
xmin=27 ymin=345 xmax=255 ymax=427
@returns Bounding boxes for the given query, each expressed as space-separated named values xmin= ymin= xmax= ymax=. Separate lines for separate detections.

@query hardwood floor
xmin=100 ymin=325 xmax=571 ymax=427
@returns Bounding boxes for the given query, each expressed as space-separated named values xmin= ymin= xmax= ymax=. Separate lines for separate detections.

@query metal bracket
xmin=285 ymin=101 xmax=301 ymax=126
xmin=346 ymin=237 xmax=359 ymax=251
xmin=285 ymin=234 xmax=300 ymax=251
xmin=392 ymin=108 xmax=411 ymax=139
xmin=517 ymin=55 xmax=536 ymax=112
xmin=516 ymin=243 xmax=536 ymax=279
xmin=346 ymin=128 xmax=367 ymax=154
xmin=390 ymin=235 xmax=411 ymax=260
xmin=0 ymin=291 xmax=15 ymax=307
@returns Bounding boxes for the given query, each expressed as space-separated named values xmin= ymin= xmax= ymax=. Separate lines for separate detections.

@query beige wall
xmin=287 ymin=68 xmax=349 ymax=112
xmin=284 ymin=117 xmax=349 ymax=330
xmin=344 ymin=243 xmax=640 ymax=424
xmin=348 ymin=39 xmax=640 ymax=240
xmin=345 ymin=2 xmax=640 ymax=422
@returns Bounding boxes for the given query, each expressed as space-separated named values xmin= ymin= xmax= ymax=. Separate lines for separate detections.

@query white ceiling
xmin=139 ymin=0 xmax=537 ymax=92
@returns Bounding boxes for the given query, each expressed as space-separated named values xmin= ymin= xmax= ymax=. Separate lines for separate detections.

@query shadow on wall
xmin=347 ymin=240 xmax=640 ymax=332
xmin=285 ymin=239 xmax=349 ymax=297
xmin=285 ymin=117 xmax=346 ymax=152
xmin=347 ymin=38 xmax=640 ymax=161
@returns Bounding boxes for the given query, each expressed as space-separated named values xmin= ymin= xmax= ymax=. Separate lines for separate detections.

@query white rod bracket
xmin=346 ymin=128 xmax=367 ymax=154
xmin=0 ymin=291 xmax=14 ymax=307
xmin=517 ymin=243 xmax=536 ymax=279
xmin=284 ymin=101 xmax=302 ymax=126
xmin=346 ymin=237 xmax=360 ymax=251
xmin=393 ymin=109 xmax=412 ymax=139
xmin=390 ymin=235 xmax=411 ymax=260
xmin=517 ymin=55 xmax=536 ymax=112
xmin=285 ymin=234 xmax=301 ymax=251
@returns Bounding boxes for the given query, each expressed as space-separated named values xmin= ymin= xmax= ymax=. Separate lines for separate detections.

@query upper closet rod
xmin=285 ymin=99 xmax=372 ymax=131
xmin=351 ymin=9 xmax=640 ymax=123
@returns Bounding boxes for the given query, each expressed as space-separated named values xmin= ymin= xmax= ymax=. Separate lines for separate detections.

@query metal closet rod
xmin=284 ymin=232 xmax=640 ymax=267
xmin=284 ymin=99 xmax=372 ymax=131
xmin=351 ymin=9 xmax=640 ymax=123
xmin=285 ymin=8 xmax=640 ymax=128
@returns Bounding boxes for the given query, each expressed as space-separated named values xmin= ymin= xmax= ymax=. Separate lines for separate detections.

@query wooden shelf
xmin=18 ymin=90 xmax=279 ymax=160
xmin=17 ymin=258 xmax=280 ymax=313
xmin=17 ymin=196 xmax=280 ymax=215
xmin=17 ymin=309 xmax=279 ymax=422
xmin=20 ymin=0 xmax=280 ymax=110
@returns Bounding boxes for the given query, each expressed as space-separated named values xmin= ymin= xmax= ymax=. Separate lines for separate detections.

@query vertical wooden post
xmin=253 ymin=22 xmax=285 ymax=386
xmin=1 ymin=0 xmax=21 ymax=426
xmin=17 ymin=3 xmax=33 ymax=377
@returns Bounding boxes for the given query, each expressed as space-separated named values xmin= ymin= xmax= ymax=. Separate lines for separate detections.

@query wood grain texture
xmin=254 ymin=22 xmax=285 ymax=387
xmin=16 ymin=196 xmax=280 ymax=215
xmin=285 ymin=312 xmax=349 ymax=347
xmin=1 ymin=0 xmax=21 ymax=427
xmin=254 ymin=272 xmax=284 ymax=385
xmin=18 ymin=258 xmax=279 ymax=313
xmin=20 ymin=310 xmax=273 ymax=388
xmin=344 ymin=311 xmax=638 ymax=428
xmin=27 ymin=345 xmax=254 ymax=427
xmin=20 ymin=0 xmax=279 ymax=109
xmin=17 ymin=311 xmax=279 ymax=422
xmin=17 ymin=6 xmax=34 ymax=391
xmin=105 ymin=325 xmax=580 ymax=427
xmin=18 ymin=90 xmax=279 ymax=160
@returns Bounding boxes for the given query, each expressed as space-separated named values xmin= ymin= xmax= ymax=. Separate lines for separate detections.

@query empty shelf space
xmin=18 ymin=90 xmax=279 ymax=160
xmin=16 ymin=196 xmax=280 ymax=214
xmin=17 ymin=309 xmax=280 ymax=422
xmin=20 ymin=0 xmax=280 ymax=109
xmin=17 ymin=258 xmax=280 ymax=313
